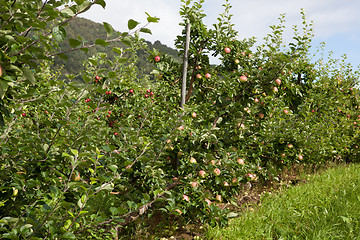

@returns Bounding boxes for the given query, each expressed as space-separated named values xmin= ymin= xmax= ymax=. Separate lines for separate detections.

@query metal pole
xmin=180 ymin=20 xmax=191 ymax=109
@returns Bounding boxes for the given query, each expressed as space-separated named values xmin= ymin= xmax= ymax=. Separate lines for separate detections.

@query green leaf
xmin=128 ymin=19 xmax=140 ymax=30
xmin=70 ymin=149 xmax=79 ymax=156
xmin=140 ymin=28 xmax=152 ymax=35
xmin=112 ymin=47 xmax=123 ymax=55
xmin=121 ymin=37 xmax=132 ymax=47
xmin=22 ymin=68 xmax=35 ymax=85
xmin=95 ymin=0 xmax=106 ymax=8
xmin=145 ymin=12 xmax=160 ymax=23
xmin=52 ymin=26 xmax=66 ymax=42
xmin=95 ymin=39 xmax=109 ymax=46
xmin=57 ymin=53 xmax=68 ymax=60
xmin=74 ymin=0 xmax=85 ymax=4
xmin=108 ymin=165 xmax=118 ymax=172
xmin=62 ymin=231 xmax=76 ymax=239
xmin=68 ymin=38 xmax=82 ymax=48
xmin=103 ymin=22 xmax=113 ymax=36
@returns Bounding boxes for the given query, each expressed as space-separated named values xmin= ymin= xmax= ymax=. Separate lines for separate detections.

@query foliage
xmin=1 ymin=0 xmax=360 ymax=239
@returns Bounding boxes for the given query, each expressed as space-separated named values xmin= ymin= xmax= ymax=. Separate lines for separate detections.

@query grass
xmin=206 ymin=163 xmax=360 ymax=240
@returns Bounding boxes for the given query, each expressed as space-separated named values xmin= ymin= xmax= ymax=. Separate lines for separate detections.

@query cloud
xmin=81 ymin=0 xmax=182 ymax=48
xmin=80 ymin=0 xmax=360 ymax=66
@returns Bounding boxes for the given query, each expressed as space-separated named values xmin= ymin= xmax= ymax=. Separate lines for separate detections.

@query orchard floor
xmin=129 ymin=162 xmax=345 ymax=240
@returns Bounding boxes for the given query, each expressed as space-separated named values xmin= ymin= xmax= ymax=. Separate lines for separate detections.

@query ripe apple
xmin=95 ymin=76 xmax=101 ymax=80
xmin=191 ymin=182 xmax=199 ymax=188
xmin=154 ymin=56 xmax=160 ymax=62
xmin=275 ymin=79 xmax=281 ymax=85
xmin=223 ymin=181 xmax=230 ymax=187
xmin=183 ymin=194 xmax=190 ymax=202
xmin=145 ymin=94 xmax=149 ymax=98
xmin=258 ymin=113 xmax=264 ymax=119
xmin=191 ymin=112 xmax=197 ymax=118
xmin=189 ymin=157 xmax=197 ymax=164
xmin=147 ymin=89 xmax=151 ymax=93
xmin=237 ymin=158 xmax=245 ymax=165
xmin=196 ymin=73 xmax=202 ymax=79
xmin=214 ymin=168 xmax=221 ymax=176
xmin=177 ymin=125 xmax=184 ymax=130
xmin=129 ymin=89 xmax=134 ymax=93
xmin=224 ymin=47 xmax=231 ymax=53
xmin=246 ymin=173 xmax=255 ymax=180
xmin=235 ymin=59 xmax=240 ymax=64
xmin=287 ymin=144 xmax=293 ymax=148
xmin=199 ymin=170 xmax=206 ymax=178
xmin=283 ymin=109 xmax=289 ymax=114
xmin=273 ymin=87 xmax=279 ymax=93
xmin=205 ymin=199 xmax=212 ymax=206
xmin=298 ymin=155 xmax=303 ymax=160
xmin=205 ymin=73 xmax=211 ymax=79
xmin=254 ymin=98 xmax=259 ymax=103
xmin=216 ymin=195 xmax=222 ymax=202
xmin=21 ymin=113 xmax=26 ymax=117
xmin=239 ymin=75 xmax=248 ymax=82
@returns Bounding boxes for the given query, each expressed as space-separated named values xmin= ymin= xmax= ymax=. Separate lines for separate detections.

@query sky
xmin=81 ymin=0 xmax=360 ymax=67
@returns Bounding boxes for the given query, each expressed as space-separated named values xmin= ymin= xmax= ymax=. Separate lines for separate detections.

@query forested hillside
xmin=52 ymin=17 xmax=180 ymax=81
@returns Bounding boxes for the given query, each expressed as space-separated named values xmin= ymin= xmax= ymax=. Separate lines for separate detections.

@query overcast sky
xmin=81 ymin=0 xmax=360 ymax=67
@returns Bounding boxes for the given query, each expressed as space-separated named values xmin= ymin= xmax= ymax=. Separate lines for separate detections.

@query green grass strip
xmin=206 ymin=164 xmax=360 ymax=240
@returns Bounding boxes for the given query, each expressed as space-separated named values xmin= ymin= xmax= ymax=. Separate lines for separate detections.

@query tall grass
xmin=206 ymin=164 xmax=360 ymax=239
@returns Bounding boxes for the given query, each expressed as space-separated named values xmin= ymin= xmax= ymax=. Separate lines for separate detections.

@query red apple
xmin=205 ymin=73 xmax=211 ymax=79
xmin=191 ymin=112 xmax=197 ymax=118
xmin=273 ymin=87 xmax=279 ymax=93
xmin=199 ymin=170 xmax=206 ymax=178
xmin=177 ymin=125 xmax=184 ymax=130
xmin=216 ymin=195 xmax=222 ymax=202
xmin=21 ymin=113 xmax=26 ymax=117
xmin=275 ymin=79 xmax=281 ymax=85
xmin=298 ymin=155 xmax=303 ymax=160
xmin=239 ymin=75 xmax=248 ymax=82
xmin=224 ymin=47 xmax=231 ymax=53
xmin=183 ymin=194 xmax=190 ymax=202
xmin=246 ymin=173 xmax=255 ymax=180
xmin=283 ymin=109 xmax=289 ymax=114
xmin=205 ymin=199 xmax=212 ymax=206
xmin=237 ymin=158 xmax=245 ymax=165
xmin=189 ymin=157 xmax=197 ymax=164
xmin=196 ymin=73 xmax=202 ymax=79
xmin=254 ymin=98 xmax=259 ymax=103
xmin=191 ymin=182 xmax=199 ymax=188
xmin=129 ymin=89 xmax=134 ymax=93
xmin=258 ymin=113 xmax=264 ymax=119
xmin=214 ymin=168 xmax=221 ymax=176
xmin=154 ymin=56 xmax=160 ymax=62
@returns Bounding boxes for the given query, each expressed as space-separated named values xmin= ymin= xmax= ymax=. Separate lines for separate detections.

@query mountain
xmin=52 ymin=17 xmax=180 ymax=81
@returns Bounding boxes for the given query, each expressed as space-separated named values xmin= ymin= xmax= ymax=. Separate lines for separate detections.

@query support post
xmin=180 ymin=20 xmax=191 ymax=109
